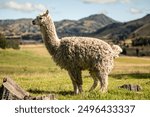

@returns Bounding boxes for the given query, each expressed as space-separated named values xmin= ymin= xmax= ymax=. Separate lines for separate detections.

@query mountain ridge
xmin=0 ymin=14 xmax=149 ymax=42
xmin=90 ymin=14 xmax=150 ymax=41
xmin=55 ymin=14 xmax=118 ymax=37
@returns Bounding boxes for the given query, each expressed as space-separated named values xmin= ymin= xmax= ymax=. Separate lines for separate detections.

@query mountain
xmin=56 ymin=14 xmax=117 ymax=37
xmin=131 ymin=14 xmax=150 ymax=37
xmin=0 ymin=18 xmax=40 ymax=35
xmin=133 ymin=23 xmax=150 ymax=37
xmin=0 ymin=14 xmax=117 ymax=40
xmin=0 ymin=14 xmax=149 ymax=43
xmin=91 ymin=14 xmax=150 ymax=41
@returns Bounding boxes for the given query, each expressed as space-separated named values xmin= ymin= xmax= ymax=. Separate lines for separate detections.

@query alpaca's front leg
xmin=72 ymin=81 xmax=79 ymax=94
xmin=68 ymin=69 xmax=82 ymax=94
xmin=68 ymin=71 xmax=79 ymax=94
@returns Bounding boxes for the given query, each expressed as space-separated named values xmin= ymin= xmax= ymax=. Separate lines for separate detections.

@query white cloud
xmin=99 ymin=10 xmax=108 ymax=14
xmin=120 ymin=0 xmax=131 ymax=3
xmin=82 ymin=0 xmax=117 ymax=4
xmin=0 ymin=1 xmax=46 ymax=12
xmin=130 ymin=8 xmax=143 ymax=14
xmin=81 ymin=0 xmax=132 ymax=4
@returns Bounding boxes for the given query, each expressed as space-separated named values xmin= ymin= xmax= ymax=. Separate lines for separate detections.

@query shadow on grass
xmin=110 ymin=73 xmax=150 ymax=79
xmin=28 ymin=89 xmax=73 ymax=96
xmin=28 ymin=89 xmax=51 ymax=94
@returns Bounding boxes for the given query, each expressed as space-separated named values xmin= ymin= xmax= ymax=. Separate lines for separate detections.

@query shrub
xmin=6 ymin=40 xmax=20 ymax=49
xmin=0 ymin=33 xmax=20 ymax=49
xmin=132 ymin=37 xmax=150 ymax=46
xmin=0 ymin=33 xmax=7 ymax=49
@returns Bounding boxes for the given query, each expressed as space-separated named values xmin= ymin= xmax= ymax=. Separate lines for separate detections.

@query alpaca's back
xmin=53 ymin=37 xmax=114 ymax=70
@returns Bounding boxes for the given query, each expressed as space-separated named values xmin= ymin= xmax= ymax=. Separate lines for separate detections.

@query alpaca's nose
xmin=32 ymin=20 xmax=36 ymax=25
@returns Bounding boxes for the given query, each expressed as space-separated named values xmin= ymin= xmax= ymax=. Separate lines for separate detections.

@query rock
xmin=0 ymin=77 xmax=56 ymax=100
xmin=0 ymin=77 xmax=29 ymax=100
xmin=118 ymin=84 xmax=142 ymax=91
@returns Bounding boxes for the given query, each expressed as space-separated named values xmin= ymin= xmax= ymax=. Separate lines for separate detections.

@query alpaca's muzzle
xmin=32 ymin=20 xmax=36 ymax=25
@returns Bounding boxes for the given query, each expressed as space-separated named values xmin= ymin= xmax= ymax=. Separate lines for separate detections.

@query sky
xmin=0 ymin=0 xmax=150 ymax=22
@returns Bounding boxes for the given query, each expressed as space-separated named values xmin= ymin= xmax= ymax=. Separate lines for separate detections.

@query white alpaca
xmin=32 ymin=10 xmax=122 ymax=94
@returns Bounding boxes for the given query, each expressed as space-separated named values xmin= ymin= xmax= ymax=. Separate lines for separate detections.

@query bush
xmin=0 ymin=33 xmax=20 ymax=49
xmin=132 ymin=37 xmax=150 ymax=46
xmin=6 ymin=40 xmax=20 ymax=49
xmin=0 ymin=34 xmax=7 ymax=49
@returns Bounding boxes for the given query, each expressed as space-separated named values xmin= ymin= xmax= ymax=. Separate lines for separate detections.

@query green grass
xmin=0 ymin=45 xmax=150 ymax=100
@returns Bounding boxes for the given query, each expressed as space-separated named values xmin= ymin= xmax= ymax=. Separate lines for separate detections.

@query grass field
xmin=0 ymin=44 xmax=150 ymax=100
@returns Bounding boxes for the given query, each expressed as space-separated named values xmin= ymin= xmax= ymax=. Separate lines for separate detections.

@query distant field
xmin=0 ymin=44 xmax=150 ymax=100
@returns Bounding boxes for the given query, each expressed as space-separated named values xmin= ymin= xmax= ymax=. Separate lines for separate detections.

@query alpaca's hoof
xmin=73 ymin=92 xmax=79 ymax=95
xmin=73 ymin=90 xmax=83 ymax=95
xmin=100 ymin=88 xmax=107 ymax=93
xmin=73 ymin=90 xmax=79 ymax=95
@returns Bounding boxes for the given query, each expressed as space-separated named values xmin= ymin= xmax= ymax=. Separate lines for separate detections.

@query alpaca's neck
xmin=40 ymin=16 xmax=60 ymax=55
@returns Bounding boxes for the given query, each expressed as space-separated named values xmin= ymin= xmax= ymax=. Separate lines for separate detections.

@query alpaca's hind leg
xmin=89 ymin=78 xmax=98 ymax=91
xmin=89 ymin=71 xmax=98 ymax=91
xmin=99 ymin=72 xmax=108 ymax=93
xmin=94 ymin=70 xmax=108 ymax=93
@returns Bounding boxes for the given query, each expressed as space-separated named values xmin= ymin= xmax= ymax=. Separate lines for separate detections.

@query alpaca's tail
xmin=111 ymin=45 xmax=122 ymax=58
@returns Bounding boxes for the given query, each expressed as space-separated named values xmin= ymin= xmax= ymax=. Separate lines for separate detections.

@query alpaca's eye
xmin=39 ymin=17 xmax=42 ymax=20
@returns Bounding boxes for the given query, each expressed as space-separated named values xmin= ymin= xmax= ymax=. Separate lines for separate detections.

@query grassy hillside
xmin=0 ymin=45 xmax=150 ymax=99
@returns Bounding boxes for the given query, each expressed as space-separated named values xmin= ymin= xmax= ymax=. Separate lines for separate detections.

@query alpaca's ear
xmin=42 ymin=10 xmax=49 ymax=16
xmin=45 ymin=10 xmax=49 ymax=16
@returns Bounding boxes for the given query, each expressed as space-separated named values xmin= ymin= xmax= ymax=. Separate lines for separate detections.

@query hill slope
xmin=91 ymin=14 xmax=150 ymax=41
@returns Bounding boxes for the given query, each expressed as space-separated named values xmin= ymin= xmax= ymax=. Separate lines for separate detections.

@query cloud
xmin=82 ymin=0 xmax=117 ymax=4
xmin=130 ymin=8 xmax=143 ymax=14
xmin=99 ymin=10 xmax=109 ymax=14
xmin=0 ymin=1 xmax=46 ymax=12
xmin=81 ymin=0 xmax=132 ymax=4
xmin=120 ymin=0 xmax=131 ymax=3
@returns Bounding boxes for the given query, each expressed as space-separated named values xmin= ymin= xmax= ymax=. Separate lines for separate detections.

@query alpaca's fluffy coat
xmin=32 ymin=10 xmax=122 ymax=94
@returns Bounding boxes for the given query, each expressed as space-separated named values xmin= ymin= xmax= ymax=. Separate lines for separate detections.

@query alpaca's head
xmin=32 ymin=10 xmax=49 ymax=26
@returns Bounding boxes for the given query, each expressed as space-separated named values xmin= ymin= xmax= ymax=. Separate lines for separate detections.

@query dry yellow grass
xmin=20 ymin=44 xmax=50 ymax=57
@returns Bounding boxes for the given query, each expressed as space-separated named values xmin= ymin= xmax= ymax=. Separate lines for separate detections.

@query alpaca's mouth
xmin=32 ymin=20 xmax=36 ymax=25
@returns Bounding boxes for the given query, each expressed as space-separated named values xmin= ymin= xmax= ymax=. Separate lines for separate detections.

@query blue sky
xmin=0 ymin=0 xmax=150 ymax=22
